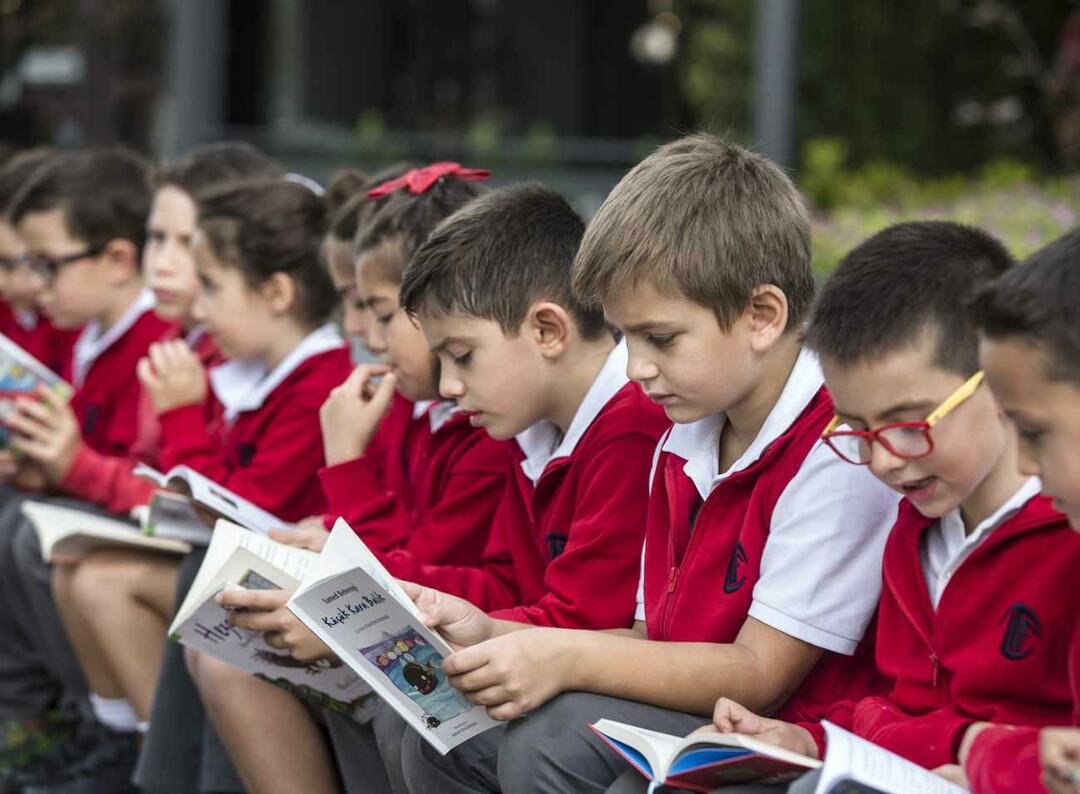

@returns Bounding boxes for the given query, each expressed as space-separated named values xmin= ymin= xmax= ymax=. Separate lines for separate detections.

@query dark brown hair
xmin=197 ymin=178 xmax=337 ymax=327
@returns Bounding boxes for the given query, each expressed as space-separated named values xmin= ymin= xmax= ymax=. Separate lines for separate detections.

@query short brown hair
xmin=400 ymin=184 xmax=607 ymax=339
xmin=572 ymin=133 xmax=814 ymax=330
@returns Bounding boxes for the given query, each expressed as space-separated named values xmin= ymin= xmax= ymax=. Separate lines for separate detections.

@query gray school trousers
xmin=324 ymin=703 xmax=396 ymax=794
xmin=0 ymin=492 xmax=96 ymax=721
xmin=401 ymin=690 xmax=822 ymax=794
xmin=400 ymin=692 xmax=708 ymax=794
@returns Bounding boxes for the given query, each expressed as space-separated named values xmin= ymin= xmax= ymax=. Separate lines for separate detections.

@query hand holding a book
xmin=1040 ymin=727 xmax=1080 ymax=794
xmin=441 ymin=627 xmax=579 ymax=721
xmin=705 ymin=698 xmax=820 ymax=760
xmin=7 ymin=384 xmax=82 ymax=482
xmin=138 ymin=340 xmax=208 ymax=413
xmin=0 ymin=449 xmax=48 ymax=490
xmin=401 ymin=580 xmax=497 ymax=650
xmin=217 ymin=587 xmax=337 ymax=664
xmin=320 ymin=364 xmax=396 ymax=466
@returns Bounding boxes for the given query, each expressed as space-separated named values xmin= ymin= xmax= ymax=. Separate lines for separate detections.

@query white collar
xmin=184 ymin=324 xmax=209 ymax=349
xmin=410 ymin=399 xmax=459 ymax=433
xmin=663 ymin=347 xmax=824 ymax=501
xmin=938 ymin=476 xmax=1042 ymax=548
xmin=14 ymin=308 xmax=38 ymax=333
xmin=72 ymin=288 xmax=156 ymax=387
xmin=210 ymin=323 xmax=344 ymax=422
xmin=517 ymin=340 xmax=629 ymax=484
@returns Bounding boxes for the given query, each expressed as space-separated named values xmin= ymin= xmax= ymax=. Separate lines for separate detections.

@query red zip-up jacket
xmin=319 ymin=400 xmax=510 ymax=565
xmin=964 ymin=625 xmax=1080 ymax=793
xmin=383 ymin=382 xmax=668 ymax=629
xmin=642 ymin=387 xmax=883 ymax=725
xmin=852 ymin=495 xmax=1080 ymax=771
xmin=68 ymin=309 xmax=173 ymax=459
xmin=0 ymin=301 xmax=80 ymax=377
xmin=157 ymin=347 xmax=352 ymax=522
xmin=59 ymin=329 xmax=223 ymax=515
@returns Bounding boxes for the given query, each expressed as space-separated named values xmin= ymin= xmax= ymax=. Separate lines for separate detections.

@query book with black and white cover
xmin=133 ymin=463 xmax=291 ymax=542
xmin=168 ymin=519 xmax=374 ymax=722
xmin=22 ymin=501 xmax=191 ymax=563
xmin=287 ymin=519 xmax=500 ymax=754
xmin=0 ymin=332 xmax=71 ymax=446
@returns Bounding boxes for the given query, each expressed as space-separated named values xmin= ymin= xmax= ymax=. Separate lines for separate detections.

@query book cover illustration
xmin=0 ymin=334 xmax=70 ymax=446
xmin=359 ymin=626 xmax=474 ymax=729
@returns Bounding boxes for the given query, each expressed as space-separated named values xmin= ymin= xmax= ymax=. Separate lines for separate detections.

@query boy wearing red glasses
xmin=690 ymin=221 xmax=1080 ymax=794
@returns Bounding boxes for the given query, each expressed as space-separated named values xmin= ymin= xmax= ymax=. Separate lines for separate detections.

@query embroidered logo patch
xmin=546 ymin=532 xmax=568 ymax=559
xmin=723 ymin=541 xmax=748 ymax=594
xmin=999 ymin=603 xmax=1042 ymax=661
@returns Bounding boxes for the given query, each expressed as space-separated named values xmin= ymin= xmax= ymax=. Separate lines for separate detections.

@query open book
xmin=22 ymin=501 xmax=191 ymax=563
xmin=133 ymin=464 xmax=291 ymax=544
xmin=595 ymin=719 xmax=965 ymax=793
xmin=168 ymin=519 xmax=374 ymax=722
xmin=287 ymin=520 xmax=499 ymax=754
xmin=590 ymin=718 xmax=821 ymax=791
xmin=0 ymin=332 xmax=71 ymax=446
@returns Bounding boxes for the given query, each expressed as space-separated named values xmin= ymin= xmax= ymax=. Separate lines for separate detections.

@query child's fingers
xmin=35 ymin=383 xmax=68 ymax=409
xmin=9 ymin=435 xmax=51 ymax=462
xmin=464 ymin=684 xmax=512 ymax=708
xmin=370 ymin=372 xmax=398 ymax=412
xmin=6 ymin=408 xmax=53 ymax=440
xmin=136 ymin=357 xmax=158 ymax=388
xmin=446 ymin=661 xmax=499 ymax=692
xmin=216 ymin=588 xmax=290 ymax=611
xmin=149 ymin=343 xmax=171 ymax=376
xmin=227 ymin=609 xmax=281 ymax=632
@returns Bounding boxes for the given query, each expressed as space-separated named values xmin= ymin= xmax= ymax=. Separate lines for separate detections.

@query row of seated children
xmin=0 ymin=132 xmax=1076 ymax=794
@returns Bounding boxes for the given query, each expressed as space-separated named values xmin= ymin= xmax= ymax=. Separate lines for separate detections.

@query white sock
xmin=136 ymin=720 xmax=150 ymax=734
xmin=88 ymin=694 xmax=139 ymax=733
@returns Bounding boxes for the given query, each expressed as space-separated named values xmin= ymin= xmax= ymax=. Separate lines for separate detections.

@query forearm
xmin=557 ymin=632 xmax=784 ymax=716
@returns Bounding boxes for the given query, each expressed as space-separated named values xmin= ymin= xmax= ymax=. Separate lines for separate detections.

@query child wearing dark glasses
xmin=660 ymin=221 xmax=1080 ymax=794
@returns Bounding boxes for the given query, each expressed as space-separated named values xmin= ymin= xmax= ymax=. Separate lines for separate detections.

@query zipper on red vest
xmin=667 ymin=566 xmax=680 ymax=593
xmin=929 ymin=652 xmax=941 ymax=688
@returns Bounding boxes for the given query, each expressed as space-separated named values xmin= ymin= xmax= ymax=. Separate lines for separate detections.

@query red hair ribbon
xmin=367 ymin=162 xmax=491 ymax=199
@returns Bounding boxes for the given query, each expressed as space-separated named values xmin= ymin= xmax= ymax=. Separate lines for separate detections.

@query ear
xmin=524 ymin=301 xmax=573 ymax=360
xmin=100 ymin=239 xmax=141 ymax=284
xmin=261 ymin=272 xmax=298 ymax=316
xmin=744 ymin=284 xmax=790 ymax=353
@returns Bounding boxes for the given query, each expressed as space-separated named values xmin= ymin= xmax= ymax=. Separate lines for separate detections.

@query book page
xmin=289 ymin=566 xmax=498 ymax=754
xmin=132 ymin=464 xmax=290 ymax=535
xmin=816 ymin=722 xmax=966 ymax=794
xmin=22 ymin=501 xmax=188 ymax=562
xmin=170 ymin=544 xmax=374 ymax=723
xmin=171 ymin=520 xmax=316 ymax=630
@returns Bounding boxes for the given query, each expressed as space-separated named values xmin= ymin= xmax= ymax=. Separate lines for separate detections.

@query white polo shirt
xmin=635 ymin=348 xmax=901 ymax=655
xmin=921 ymin=476 xmax=1041 ymax=609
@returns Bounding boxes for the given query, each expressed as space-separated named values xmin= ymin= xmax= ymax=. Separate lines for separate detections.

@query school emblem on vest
xmin=723 ymin=542 xmax=748 ymax=594
xmin=546 ymin=532 xmax=568 ymax=559
xmin=999 ymin=603 xmax=1041 ymax=661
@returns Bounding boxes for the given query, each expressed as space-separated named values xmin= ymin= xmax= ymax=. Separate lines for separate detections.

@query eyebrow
xmin=430 ymin=336 xmax=472 ymax=354
xmin=837 ymin=400 xmax=937 ymax=426
xmin=620 ymin=320 xmax=680 ymax=335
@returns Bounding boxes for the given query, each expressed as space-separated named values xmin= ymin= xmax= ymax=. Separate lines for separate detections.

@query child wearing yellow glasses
xmin=652 ymin=221 xmax=1080 ymax=794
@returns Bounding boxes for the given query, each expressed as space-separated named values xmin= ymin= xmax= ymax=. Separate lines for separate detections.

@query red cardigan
xmin=68 ymin=309 xmax=174 ymax=459
xmin=319 ymin=399 xmax=510 ymax=566
xmin=0 ymin=301 xmax=80 ymax=378
xmin=60 ymin=330 xmax=223 ymax=514
xmin=383 ymin=382 xmax=669 ymax=629
xmin=852 ymin=495 xmax=1080 ymax=770
xmin=158 ymin=347 xmax=352 ymax=522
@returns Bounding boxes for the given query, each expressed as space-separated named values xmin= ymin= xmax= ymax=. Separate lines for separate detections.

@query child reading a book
xmin=655 ymin=222 xmax=1080 ymax=794
xmin=0 ymin=148 xmax=79 ymax=377
xmin=31 ymin=143 xmax=284 ymax=765
xmin=960 ymin=228 xmax=1080 ymax=793
xmin=190 ymin=164 xmax=512 ymax=794
xmin=0 ymin=147 xmax=174 ymax=787
xmin=310 ymin=180 xmax=664 ymax=790
xmin=396 ymin=135 xmax=899 ymax=794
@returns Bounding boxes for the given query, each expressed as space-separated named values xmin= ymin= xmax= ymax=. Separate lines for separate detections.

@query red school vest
xmin=854 ymin=495 xmax=1080 ymax=769
xmin=642 ymin=386 xmax=881 ymax=722
xmin=69 ymin=309 xmax=174 ymax=458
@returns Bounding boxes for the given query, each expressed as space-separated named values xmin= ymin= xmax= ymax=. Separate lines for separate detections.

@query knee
xmin=400 ymin=727 xmax=449 ymax=794
xmin=499 ymin=693 xmax=609 ymax=794
xmin=189 ymin=651 xmax=245 ymax=702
